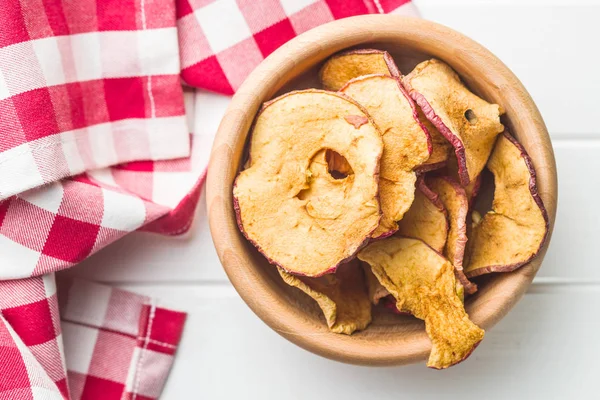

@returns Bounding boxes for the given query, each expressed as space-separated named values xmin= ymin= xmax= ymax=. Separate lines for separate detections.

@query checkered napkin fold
xmin=0 ymin=0 xmax=416 ymax=399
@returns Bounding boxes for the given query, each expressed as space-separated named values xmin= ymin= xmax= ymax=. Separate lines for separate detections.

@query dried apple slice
xmin=234 ymin=90 xmax=383 ymax=277
xmin=358 ymin=237 xmax=484 ymax=369
xmin=416 ymin=112 xmax=452 ymax=172
xmin=381 ymin=281 xmax=465 ymax=316
xmin=278 ymin=260 xmax=371 ymax=335
xmin=445 ymin=152 xmax=482 ymax=206
xmin=403 ymin=59 xmax=504 ymax=186
xmin=465 ymin=132 xmax=549 ymax=277
xmin=382 ymin=283 xmax=466 ymax=318
xmin=320 ymin=49 xmax=400 ymax=90
xmin=428 ymin=176 xmax=477 ymax=294
xmin=340 ymin=75 xmax=431 ymax=238
xmin=397 ymin=176 xmax=448 ymax=252
xmin=320 ymin=51 xmax=448 ymax=172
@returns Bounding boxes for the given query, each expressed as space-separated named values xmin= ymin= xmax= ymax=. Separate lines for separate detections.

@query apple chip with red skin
xmin=319 ymin=49 xmax=400 ymax=91
xmin=403 ymin=59 xmax=504 ymax=186
xmin=320 ymin=50 xmax=449 ymax=172
xmin=416 ymin=111 xmax=452 ymax=172
xmin=465 ymin=132 xmax=549 ymax=277
xmin=234 ymin=90 xmax=383 ymax=277
xmin=445 ymin=152 xmax=482 ymax=206
xmin=428 ymin=176 xmax=477 ymax=294
xmin=340 ymin=74 xmax=431 ymax=238
xmin=363 ymin=261 xmax=464 ymax=308
xmin=358 ymin=237 xmax=484 ymax=369
xmin=278 ymin=260 xmax=371 ymax=335
xmin=397 ymin=176 xmax=448 ymax=253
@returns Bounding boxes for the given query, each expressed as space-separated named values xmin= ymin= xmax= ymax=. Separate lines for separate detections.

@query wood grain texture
xmin=206 ymin=15 xmax=557 ymax=366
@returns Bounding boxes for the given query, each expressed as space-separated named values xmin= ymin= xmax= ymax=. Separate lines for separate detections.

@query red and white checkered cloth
xmin=0 ymin=0 xmax=417 ymax=399
xmin=1 ymin=275 xmax=186 ymax=400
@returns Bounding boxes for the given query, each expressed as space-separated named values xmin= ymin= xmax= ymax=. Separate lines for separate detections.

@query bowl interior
xmin=208 ymin=16 xmax=557 ymax=366
xmin=241 ymin=40 xmax=499 ymax=355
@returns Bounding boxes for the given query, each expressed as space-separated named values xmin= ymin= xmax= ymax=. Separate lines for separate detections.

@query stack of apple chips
xmin=233 ymin=51 xmax=549 ymax=369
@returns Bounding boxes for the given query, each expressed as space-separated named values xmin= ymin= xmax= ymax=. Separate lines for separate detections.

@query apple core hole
xmin=464 ymin=109 xmax=477 ymax=124
xmin=326 ymin=149 xmax=353 ymax=180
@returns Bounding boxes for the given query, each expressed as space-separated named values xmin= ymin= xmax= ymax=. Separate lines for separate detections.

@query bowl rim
xmin=206 ymin=15 xmax=558 ymax=366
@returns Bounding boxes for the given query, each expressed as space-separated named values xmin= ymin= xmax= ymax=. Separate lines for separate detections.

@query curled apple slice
xmin=428 ymin=176 xmax=477 ymax=294
xmin=358 ymin=237 xmax=484 ymax=369
xmin=445 ymin=152 xmax=482 ymax=206
xmin=403 ymin=59 xmax=504 ymax=186
xmin=397 ymin=176 xmax=448 ymax=252
xmin=234 ymin=90 xmax=383 ymax=277
xmin=319 ymin=49 xmax=400 ymax=90
xmin=465 ymin=132 xmax=549 ymax=277
xmin=416 ymin=112 xmax=452 ymax=172
xmin=320 ymin=51 xmax=448 ymax=172
xmin=278 ymin=260 xmax=371 ymax=335
xmin=340 ymin=74 xmax=431 ymax=238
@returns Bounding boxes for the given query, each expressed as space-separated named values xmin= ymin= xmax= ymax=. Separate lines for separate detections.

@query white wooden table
xmin=68 ymin=1 xmax=600 ymax=398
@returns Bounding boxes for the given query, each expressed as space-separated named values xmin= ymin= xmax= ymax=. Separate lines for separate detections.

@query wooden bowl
xmin=207 ymin=15 xmax=557 ymax=366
